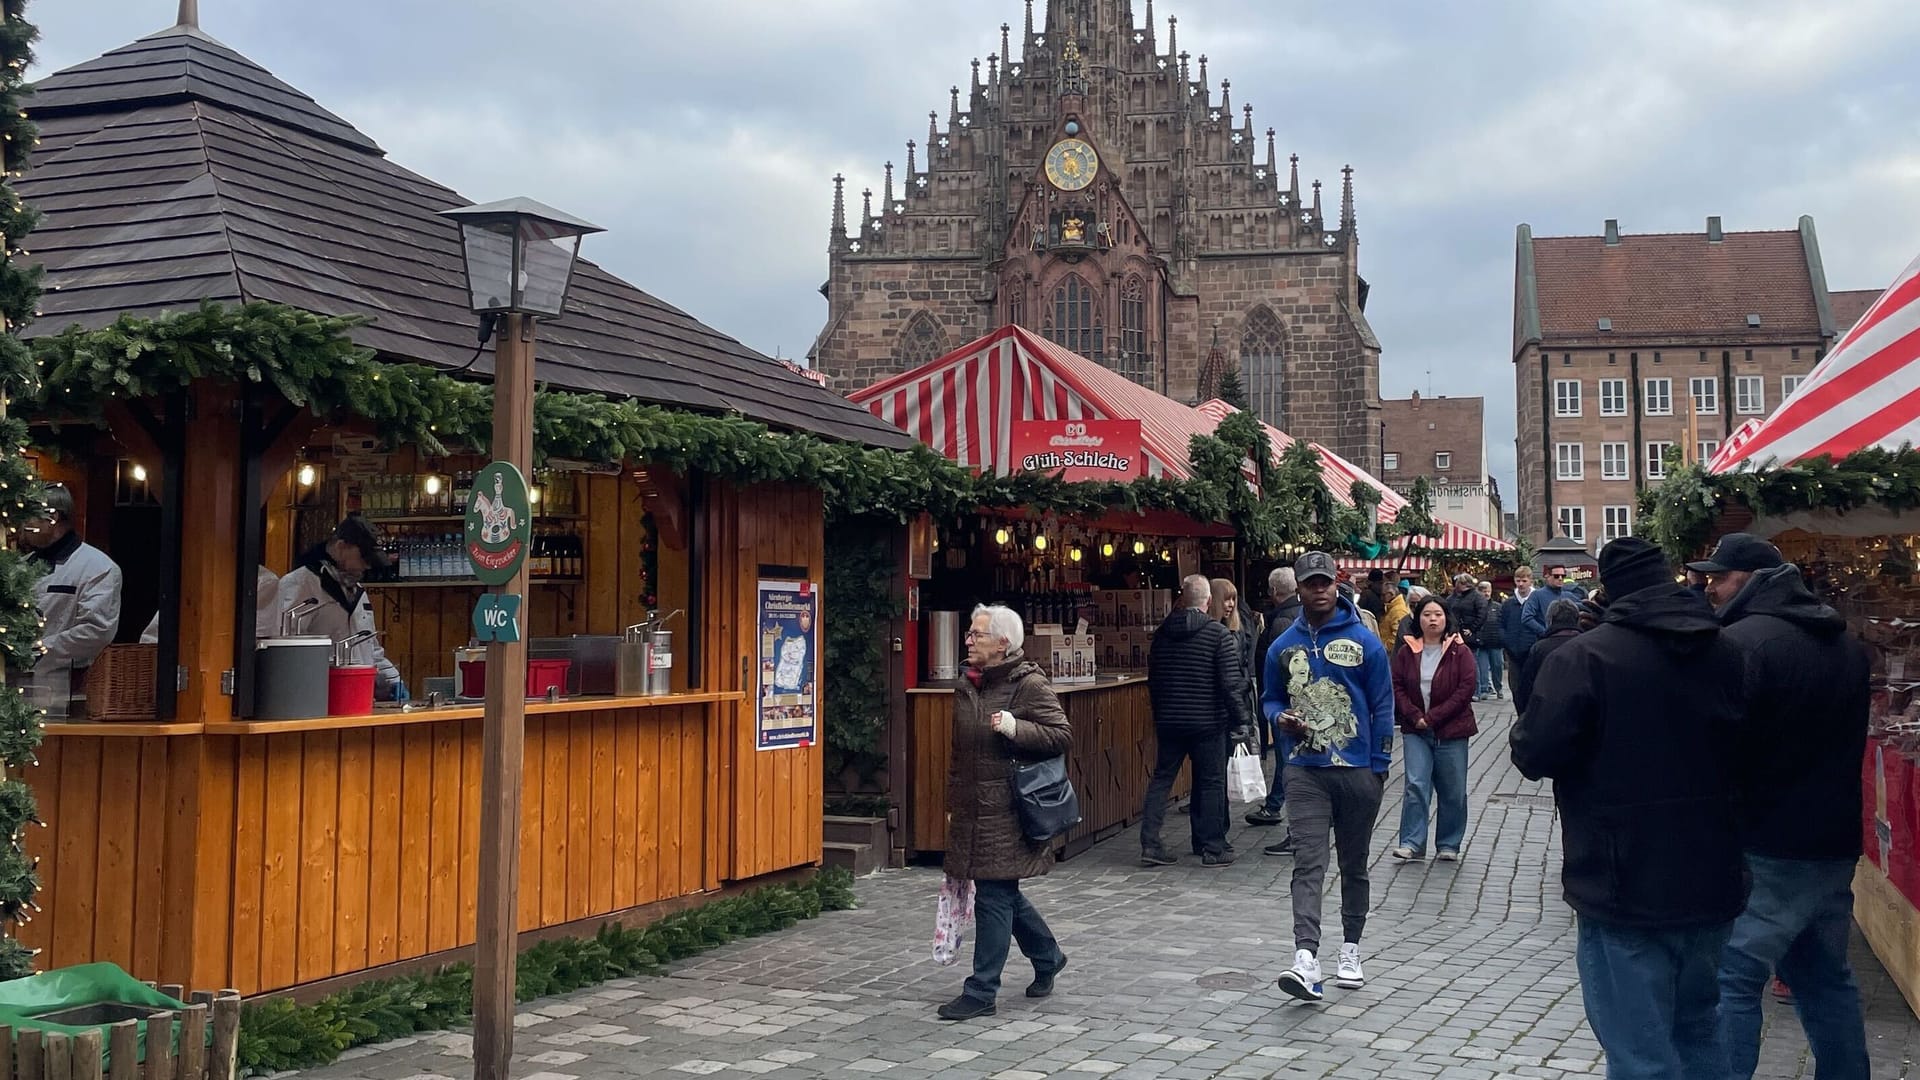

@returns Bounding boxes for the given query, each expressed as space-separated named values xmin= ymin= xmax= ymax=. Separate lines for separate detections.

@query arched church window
xmin=1117 ymin=276 xmax=1151 ymax=387
xmin=1241 ymin=306 xmax=1287 ymax=428
xmin=897 ymin=312 xmax=949 ymax=369
xmin=1004 ymin=277 xmax=1026 ymax=330
xmin=1046 ymin=274 xmax=1104 ymax=362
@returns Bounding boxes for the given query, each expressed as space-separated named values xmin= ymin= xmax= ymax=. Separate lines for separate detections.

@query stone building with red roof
xmin=1512 ymin=216 xmax=1849 ymax=549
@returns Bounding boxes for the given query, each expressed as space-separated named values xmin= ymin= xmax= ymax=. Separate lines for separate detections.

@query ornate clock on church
xmin=1044 ymin=137 xmax=1099 ymax=191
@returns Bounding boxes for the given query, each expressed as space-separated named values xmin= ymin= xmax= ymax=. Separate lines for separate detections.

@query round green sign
xmin=464 ymin=462 xmax=534 ymax=586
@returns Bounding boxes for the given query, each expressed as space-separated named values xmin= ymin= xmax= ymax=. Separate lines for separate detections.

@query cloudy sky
xmin=31 ymin=1 xmax=1920 ymax=495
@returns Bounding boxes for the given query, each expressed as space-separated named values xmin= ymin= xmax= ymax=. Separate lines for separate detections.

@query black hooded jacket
xmin=1718 ymin=564 xmax=1869 ymax=860
xmin=1255 ymin=596 xmax=1302 ymax=696
xmin=1148 ymin=607 xmax=1251 ymax=735
xmin=1510 ymin=585 xmax=1750 ymax=929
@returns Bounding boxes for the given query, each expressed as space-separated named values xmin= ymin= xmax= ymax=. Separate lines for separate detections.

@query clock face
xmin=1044 ymin=139 xmax=1099 ymax=191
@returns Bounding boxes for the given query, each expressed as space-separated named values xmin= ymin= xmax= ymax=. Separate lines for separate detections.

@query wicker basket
xmin=80 ymin=643 xmax=158 ymax=722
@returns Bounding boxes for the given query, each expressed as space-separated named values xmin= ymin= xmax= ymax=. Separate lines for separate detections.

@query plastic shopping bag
xmin=1227 ymin=743 xmax=1269 ymax=804
xmin=932 ymin=874 xmax=975 ymax=965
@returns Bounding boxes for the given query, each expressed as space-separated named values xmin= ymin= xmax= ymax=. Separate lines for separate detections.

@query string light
xmin=297 ymin=463 xmax=316 ymax=487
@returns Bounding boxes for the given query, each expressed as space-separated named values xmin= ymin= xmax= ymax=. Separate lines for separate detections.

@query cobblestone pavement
xmin=298 ymin=703 xmax=1918 ymax=1079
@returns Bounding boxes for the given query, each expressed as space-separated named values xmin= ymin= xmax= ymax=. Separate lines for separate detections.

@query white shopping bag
xmin=932 ymin=874 xmax=975 ymax=965
xmin=1227 ymin=744 xmax=1269 ymax=804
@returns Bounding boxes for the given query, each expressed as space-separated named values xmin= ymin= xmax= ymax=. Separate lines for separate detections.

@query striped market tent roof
xmin=848 ymin=326 xmax=1401 ymax=522
xmin=1711 ymin=251 xmax=1920 ymax=472
xmin=1336 ymin=519 xmax=1514 ymax=572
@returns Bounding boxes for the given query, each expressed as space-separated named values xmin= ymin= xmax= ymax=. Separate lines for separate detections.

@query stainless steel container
xmin=926 ymin=611 xmax=961 ymax=680
xmin=643 ymin=628 xmax=673 ymax=696
xmin=254 ymin=635 xmax=332 ymax=720
xmin=617 ymin=614 xmax=678 ymax=697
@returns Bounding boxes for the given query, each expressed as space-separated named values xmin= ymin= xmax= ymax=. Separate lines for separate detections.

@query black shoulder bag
xmin=1012 ymin=754 xmax=1082 ymax=843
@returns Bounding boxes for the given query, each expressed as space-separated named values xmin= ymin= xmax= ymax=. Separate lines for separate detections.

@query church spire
xmin=883 ymin=161 xmax=894 ymax=209
xmin=1198 ymin=55 xmax=1208 ymax=94
xmin=1220 ymin=78 xmax=1231 ymax=115
xmin=830 ymin=174 xmax=846 ymax=244
xmin=1025 ymin=0 xmax=1035 ymax=43
xmin=1166 ymin=15 xmax=1177 ymax=62
xmin=1265 ymin=128 xmax=1277 ymax=179
xmin=1311 ymin=179 xmax=1323 ymax=228
xmin=949 ymin=86 xmax=961 ymax=123
xmin=861 ymin=187 xmax=873 ymax=233
xmin=905 ymin=140 xmax=917 ymax=187
xmin=1001 ymin=23 xmax=1012 ymax=67
xmin=929 ymin=110 xmax=939 ymax=146
xmin=1341 ymin=164 xmax=1356 ymax=231
xmin=1144 ymin=0 xmax=1155 ymax=49
xmin=1288 ymin=153 xmax=1301 ymax=205
xmin=971 ymin=58 xmax=982 ymax=98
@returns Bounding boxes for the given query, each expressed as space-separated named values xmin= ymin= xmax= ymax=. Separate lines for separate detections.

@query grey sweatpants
xmin=1285 ymin=765 xmax=1386 ymax=953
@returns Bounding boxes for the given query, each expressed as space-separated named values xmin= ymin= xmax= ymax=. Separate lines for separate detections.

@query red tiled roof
xmin=1532 ymin=229 xmax=1820 ymax=340
xmin=1829 ymin=288 xmax=1881 ymax=333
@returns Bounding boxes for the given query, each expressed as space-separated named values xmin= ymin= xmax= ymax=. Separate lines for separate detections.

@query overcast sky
xmin=31 ymin=1 xmax=1920 ymax=498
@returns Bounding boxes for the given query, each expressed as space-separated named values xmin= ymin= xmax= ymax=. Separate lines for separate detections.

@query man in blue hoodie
xmin=1262 ymin=551 xmax=1395 ymax=1002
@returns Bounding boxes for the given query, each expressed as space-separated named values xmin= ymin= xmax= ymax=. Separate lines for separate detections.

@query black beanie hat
xmin=1598 ymin=537 xmax=1672 ymax=599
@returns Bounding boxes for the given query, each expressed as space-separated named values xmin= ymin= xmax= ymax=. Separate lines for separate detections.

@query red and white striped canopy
xmin=1335 ymin=519 xmax=1514 ymax=571
xmin=1710 ymin=252 xmax=1920 ymax=472
xmin=849 ymin=325 xmax=1403 ymax=522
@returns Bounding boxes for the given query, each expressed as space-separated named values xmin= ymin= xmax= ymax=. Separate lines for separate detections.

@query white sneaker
xmin=1276 ymin=949 xmax=1324 ymax=1001
xmin=1335 ymin=943 xmax=1365 ymax=988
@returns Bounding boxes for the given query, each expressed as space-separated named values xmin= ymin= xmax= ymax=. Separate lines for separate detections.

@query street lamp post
xmin=440 ymin=198 xmax=603 ymax=1080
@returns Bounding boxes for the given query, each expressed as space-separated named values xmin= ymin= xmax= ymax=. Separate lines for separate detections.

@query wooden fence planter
xmin=0 ymin=988 xmax=240 ymax=1080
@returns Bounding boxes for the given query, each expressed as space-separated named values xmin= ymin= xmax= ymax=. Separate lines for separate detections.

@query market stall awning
xmin=849 ymin=325 xmax=1402 ymax=523
xmin=1710 ymin=251 xmax=1920 ymax=473
xmin=1334 ymin=519 xmax=1513 ymax=572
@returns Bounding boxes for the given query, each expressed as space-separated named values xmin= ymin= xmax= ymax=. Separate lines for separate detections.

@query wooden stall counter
xmin=905 ymin=674 xmax=1181 ymax=859
xmin=198 ymin=691 xmax=743 ymax=734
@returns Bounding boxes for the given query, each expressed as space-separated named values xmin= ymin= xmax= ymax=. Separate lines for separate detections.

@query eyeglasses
xmin=964 ymin=631 xmax=993 ymax=642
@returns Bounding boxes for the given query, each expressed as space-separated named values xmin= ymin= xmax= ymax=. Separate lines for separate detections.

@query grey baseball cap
xmin=1294 ymin=551 xmax=1338 ymax=583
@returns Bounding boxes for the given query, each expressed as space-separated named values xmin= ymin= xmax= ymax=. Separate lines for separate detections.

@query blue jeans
xmin=1475 ymin=647 xmax=1504 ymax=696
xmin=1718 ymin=854 xmax=1869 ymax=1080
xmin=964 ymin=879 xmax=1064 ymax=1004
xmin=1397 ymin=731 xmax=1467 ymax=854
xmin=1577 ymin=916 xmax=1732 ymax=1080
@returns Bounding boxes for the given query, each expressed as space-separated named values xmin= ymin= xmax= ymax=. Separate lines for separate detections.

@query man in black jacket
xmin=1511 ymin=538 xmax=1749 ymax=1078
xmin=1246 ymin=567 xmax=1301 ymax=828
xmin=1513 ymin=598 xmax=1581 ymax=714
xmin=1141 ymin=574 xmax=1252 ymax=868
xmin=1691 ymin=534 xmax=1871 ymax=1079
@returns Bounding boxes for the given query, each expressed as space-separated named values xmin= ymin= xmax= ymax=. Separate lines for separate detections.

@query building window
xmin=1690 ymin=376 xmax=1719 ymax=415
xmin=1645 ymin=441 xmax=1674 ymax=480
xmin=1555 ymin=442 xmax=1584 ymax=480
xmin=1644 ymin=378 xmax=1673 ymax=416
xmin=1004 ymin=276 xmax=1026 ymax=329
xmin=1600 ymin=442 xmax=1629 ymax=480
xmin=1446 ymin=490 xmax=1465 ymax=510
xmin=1116 ymin=276 xmax=1150 ymax=387
xmin=1782 ymin=375 xmax=1806 ymax=399
xmin=1382 ymin=452 xmax=1399 ymax=471
xmin=1603 ymin=505 xmax=1632 ymax=541
xmin=1241 ymin=305 xmax=1287 ymax=429
xmin=1046 ymin=273 xmax=1104 ymax=362
xmin=1434 ymin=452 xmax=1452 ymax=471
xmin=1554 ymin=379 xmax=1581 ymax=417
xmin=1558 ymin=506 xmax=1585 ymax=544
xmin=896 ymin=312 xmax=949 ymax=369
xmin=1735 ymin=374 xmax=1765 ymax=415
xmin=1599 ymin=378 xmax=1627 ymax=416
xmin=1697 ymin=440 xmax=1720 ymax=463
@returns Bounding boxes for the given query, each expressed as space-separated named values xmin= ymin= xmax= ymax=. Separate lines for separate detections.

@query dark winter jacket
xmin=1514 ymin=627 xmax=1580 ymax=715
xmin=1227 ymin=620 xmax=1261 ymax=736
xmin=1521 ymin=581 xmax=1584 ymax=641
xmin=1445 ymin=588 xmax=1491 ymax=645
xmin=1717 ymin=565 xmax=1870 ymax=861
xmin=1149 ymin=607 xmax=1251 ymax=735
xmin=1390 ymin=637 xmax=1479 ymax=740
xmin=1256 ymin=595 xmax=1303 ymax=695
xmin=1475 ymin=599 xmax=1506 ymax=651
xmin=1501 ymin=591 xmax=1538 ymax=659
xmin=1510 ymin=585 xmax=1750 ymax=930
xmin=944 ymin=654 xmax=1073 ymax=881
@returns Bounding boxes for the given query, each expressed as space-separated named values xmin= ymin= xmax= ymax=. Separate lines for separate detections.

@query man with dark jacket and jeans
xmin=1511 ymin=538 xmax=1749 ymax=1077
xmin=1693 ymin=534 xmax=1871 ymax=1079
xmin=1264 ymin=552 xmax=1394 ymax=1000
xmin=1141 ymin=574 xmax=1252 ymax=868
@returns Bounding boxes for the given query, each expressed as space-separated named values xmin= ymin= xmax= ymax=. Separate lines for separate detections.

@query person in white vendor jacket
xmin=276 ymin=516 xmax=406 ymax=702
xmin=20 ymin=484 xmax=123 ymax=693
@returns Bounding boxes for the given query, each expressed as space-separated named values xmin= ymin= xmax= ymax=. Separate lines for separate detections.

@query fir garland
xmin=1641 ymin=447 xmax=1920 ymax=560
xmin=236 ymin=868 xmax=857 ymax=1076
xmin=822 ymin=520 xmax=897 ymax=769
xmin=0 ymin=0 xmax=44 ymax=983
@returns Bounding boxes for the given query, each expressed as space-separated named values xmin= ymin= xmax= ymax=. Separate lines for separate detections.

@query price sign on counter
xmin=464 ymin=461 xmax=533 ymax=586
xmin=473 ymin=593 xmax=523 ymax=643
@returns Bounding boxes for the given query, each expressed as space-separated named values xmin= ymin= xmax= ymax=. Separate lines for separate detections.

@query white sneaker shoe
xmin=1276 ymin=949 xmax=1324 ymax=1001
xmin=1334 ymin=943 xmax=1365 ymax=988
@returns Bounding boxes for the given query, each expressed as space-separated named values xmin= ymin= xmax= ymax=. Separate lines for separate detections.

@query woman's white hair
xmin=972 ymin=604 xmax=1024 ymax=654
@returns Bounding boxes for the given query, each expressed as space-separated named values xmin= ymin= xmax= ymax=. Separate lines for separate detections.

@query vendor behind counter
xmin=21 ymin=483 xmax=122 ymax=688
xmin=278 ymin=515 xmax=406 ymax=702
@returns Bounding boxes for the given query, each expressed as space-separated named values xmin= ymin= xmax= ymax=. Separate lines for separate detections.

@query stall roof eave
xmin=19 ymin=28 xmax=911 ymax=451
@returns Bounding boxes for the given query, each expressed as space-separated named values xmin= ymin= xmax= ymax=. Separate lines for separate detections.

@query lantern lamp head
xmin=1132 ymin=540 xmax=1146 ymax=555
xmin=994 ymin=527 xmax=1010 ymax=546
xmin=1033 ymin=534 xmax=1049 ymax=551
xmin=1101 ymin=542 xmax=1115 ymax=558
xmin=439 ymin=197 xmax=604 ymax=329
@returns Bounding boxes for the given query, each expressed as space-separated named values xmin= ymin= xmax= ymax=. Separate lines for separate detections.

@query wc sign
xmin=472 ymin=592 xmax=523 ymax=643
xmin=1009 ymin=419 xmax=1144 ymax=482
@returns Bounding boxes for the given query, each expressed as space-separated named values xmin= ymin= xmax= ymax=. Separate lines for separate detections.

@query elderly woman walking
xmin=938 ymin=604 xmax=1073 ymax=1021
xmin=1389 ymin=595 xmax=1478 ymax=861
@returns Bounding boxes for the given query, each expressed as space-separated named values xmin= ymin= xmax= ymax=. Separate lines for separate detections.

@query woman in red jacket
xmin=1390 ymin=595 xmax=1478 ymax=861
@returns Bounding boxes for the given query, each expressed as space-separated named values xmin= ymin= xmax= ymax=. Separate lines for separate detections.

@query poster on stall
xmin=756 ymin=580 xmax=819 ymax=751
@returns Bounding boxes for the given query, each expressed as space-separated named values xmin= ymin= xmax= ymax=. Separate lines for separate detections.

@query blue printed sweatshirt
xmin=1261 ymin=597 xmax=1394 ymax=772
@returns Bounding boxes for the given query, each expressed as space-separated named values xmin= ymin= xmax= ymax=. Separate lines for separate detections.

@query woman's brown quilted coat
xmin=943 ymin=654 xmax=1073 ymax=881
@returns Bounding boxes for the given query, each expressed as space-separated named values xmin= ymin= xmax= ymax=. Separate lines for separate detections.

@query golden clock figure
xmin=1044 ymin=138 xmax=1098 ymax=191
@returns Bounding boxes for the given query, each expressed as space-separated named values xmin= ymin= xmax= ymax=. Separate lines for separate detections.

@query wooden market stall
xmin=849 ymin=326 xmax=1405 ymax=858
xmin=10 ymin=19 xmax=912 ymax=996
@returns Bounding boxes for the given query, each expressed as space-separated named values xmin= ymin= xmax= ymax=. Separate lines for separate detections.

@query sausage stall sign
xmin=1009 ymin=419 xmax=1145 ymax=482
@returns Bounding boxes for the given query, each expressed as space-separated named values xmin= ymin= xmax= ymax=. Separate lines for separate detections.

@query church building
xmin=809 ymin=0 xmax=1384 ymax=470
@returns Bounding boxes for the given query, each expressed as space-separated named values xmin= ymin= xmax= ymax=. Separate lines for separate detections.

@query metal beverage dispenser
xmin=926 ymin=611 xmax=960 ymax=680
xmin=619 ymin=609 xmax=681 ymax=697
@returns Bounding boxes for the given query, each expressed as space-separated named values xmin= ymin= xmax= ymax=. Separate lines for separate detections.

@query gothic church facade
xmin=809 ymin=0 xmax=1383 ymax=470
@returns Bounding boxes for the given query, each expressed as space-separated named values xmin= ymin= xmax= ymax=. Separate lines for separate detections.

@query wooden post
xmin=41 ymin=1032 xmax=67 ymax=1080
xmin=16 ymin=1031 xmax=40 ymax=1080
xmin=70 ymin=1031 xmax=100 ymax=1080
xmin=105 ymin=1021 xmax=136 ymax=1080
xmin=143 ymin=1012 xmax=173 ymax=1080
xmin=473 ymin=312 xmax=535 ymax=1080
xmin=207 ymin=992 xmax=239 ymax=1080
xmin=174 ymin=1004 xmax=204 ymax=1080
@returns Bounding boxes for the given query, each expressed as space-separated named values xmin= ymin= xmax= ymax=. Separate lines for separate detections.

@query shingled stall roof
xmin=1531 ymin=226 xmax=1824 ymax=343
xmin=19 ymin=23 xmax=909 ymax=449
